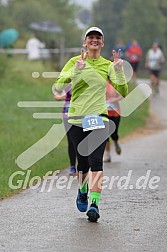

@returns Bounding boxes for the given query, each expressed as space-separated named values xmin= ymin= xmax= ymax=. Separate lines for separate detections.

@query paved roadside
xmin=0 ymin=80 xmax=167 ymax=252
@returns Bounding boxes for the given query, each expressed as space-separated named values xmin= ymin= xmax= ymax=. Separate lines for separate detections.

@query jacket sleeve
xmin=108 ymin=62 xmax=128 ymax=97
xmin=54 ymin=57 xmax=80 ymax=91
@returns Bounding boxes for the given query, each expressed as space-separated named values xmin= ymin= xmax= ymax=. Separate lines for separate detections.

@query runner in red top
xmin=103 ymin=81 xmax=122 ymax=162
xmin=126 ymin=39 xmax=142 ymax=83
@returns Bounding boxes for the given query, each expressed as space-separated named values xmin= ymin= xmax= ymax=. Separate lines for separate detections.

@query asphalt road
xmin=0 ymin=80 xmax=167 ymax=252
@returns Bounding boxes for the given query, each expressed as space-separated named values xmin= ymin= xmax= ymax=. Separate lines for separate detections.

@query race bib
xmin=82 ymin=114 xmax=105 ymax=132
xmin=131 ymin=54 xmax=138 ymax=60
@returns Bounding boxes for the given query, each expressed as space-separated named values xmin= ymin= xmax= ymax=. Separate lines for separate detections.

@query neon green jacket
xmin=55 ymin=55 xmax=128 ymax=124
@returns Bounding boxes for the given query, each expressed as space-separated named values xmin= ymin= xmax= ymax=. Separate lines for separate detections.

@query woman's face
xmin=152 ymin=42 xmax=159 ymax=51
xmin=83 ymin=32 xmax=104 ymax=51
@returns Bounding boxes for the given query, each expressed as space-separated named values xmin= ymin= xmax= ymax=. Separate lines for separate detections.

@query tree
xmin=158 ymin=0 xmax=167 ymax=17
xmin=91 ymin=0 xmax=166 ymax=58
xmin=119 ymin=0 xmax=166 ymax=54
xmin=92 ymin=0 xmax=129 ymax=58
xmin=0 ymin=0 xmax=82 ymax=48
xmin=158 ymin=0 xmax=167 ymax=53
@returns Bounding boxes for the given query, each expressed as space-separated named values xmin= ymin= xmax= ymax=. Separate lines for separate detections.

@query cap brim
xmin=86 ymin=31 xmax=103 ymax=37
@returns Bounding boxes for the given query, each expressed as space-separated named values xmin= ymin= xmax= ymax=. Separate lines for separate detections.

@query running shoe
xmin=103 ymin=151 xmax=111 ymax=162
xmin=68 ymin=166 xmax=76 ymax=176
xmin=76 ymin=189 xmax=88 ymax=212
xmin=114 ymin=141 xmax=121 ymax=155
xmin=87 ymin=203 xmax=100 ymax=222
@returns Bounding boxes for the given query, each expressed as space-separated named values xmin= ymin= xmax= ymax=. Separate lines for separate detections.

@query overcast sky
xmin=70 ymin=0 xmax=96 ymax=9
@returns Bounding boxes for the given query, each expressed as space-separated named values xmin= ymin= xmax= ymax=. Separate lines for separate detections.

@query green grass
xmin=0 ymin=55 xmax=70 ymax=198
xmin=0 ymin=55 xmax=149 ymax=199
xmin=119 ymin=82 xmax=149 ymax=137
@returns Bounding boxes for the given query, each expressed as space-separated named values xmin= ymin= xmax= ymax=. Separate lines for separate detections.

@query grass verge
xmin=0 ymin=55 xmax=149 ymax=199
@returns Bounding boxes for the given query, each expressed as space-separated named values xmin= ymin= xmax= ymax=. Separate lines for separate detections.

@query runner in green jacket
xmin=55 ymin=26 xmax=128 ymax=222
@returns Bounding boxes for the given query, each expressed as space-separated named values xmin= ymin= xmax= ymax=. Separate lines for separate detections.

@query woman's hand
xmin=75 ymin=49 xmax=88 ymax=70
xmin=54 ymin=90 xmax=66 ymax=101
xmin=112 ymin=49 xmax=123 ymax=71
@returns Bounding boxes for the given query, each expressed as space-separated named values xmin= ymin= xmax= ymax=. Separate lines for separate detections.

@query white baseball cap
xmin=84 ymin=27 xmax=104 ymax=39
